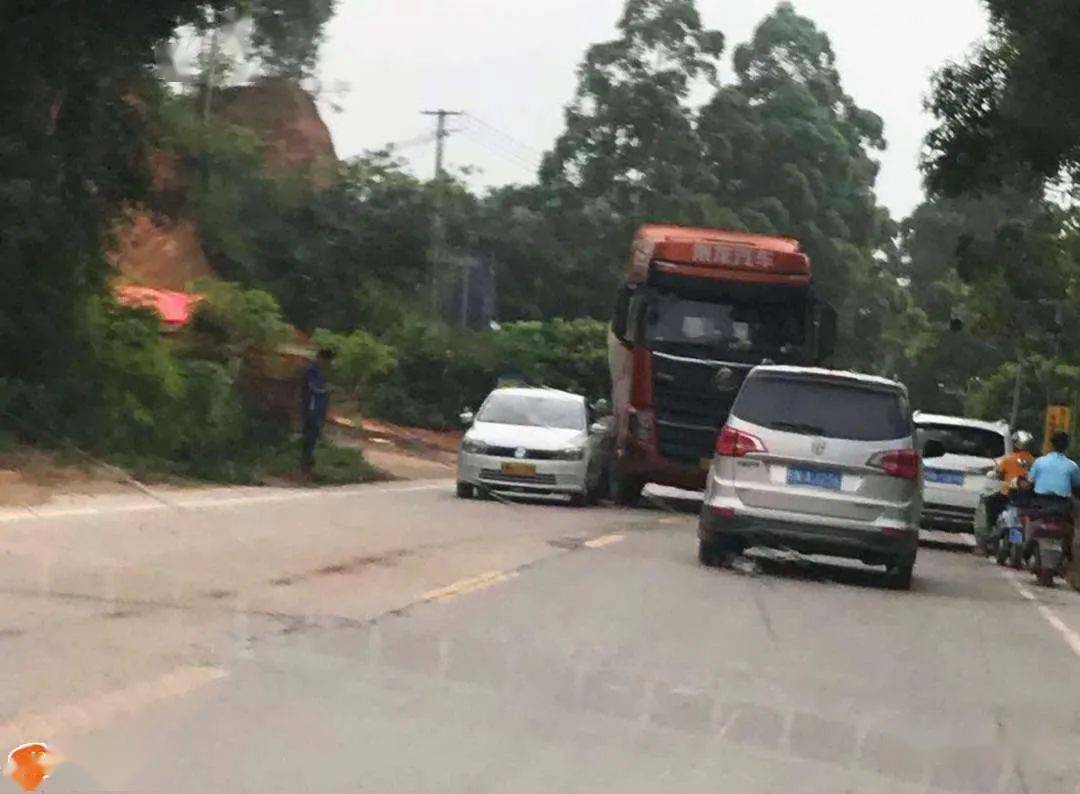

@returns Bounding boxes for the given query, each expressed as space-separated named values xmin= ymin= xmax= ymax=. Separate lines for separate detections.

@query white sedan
xmin=457 ymin=387 xmax=609 ymax=505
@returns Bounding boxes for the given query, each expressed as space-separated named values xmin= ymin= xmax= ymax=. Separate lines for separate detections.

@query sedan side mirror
xmin=459 ymin=410 xmax=475 ymax=427
xmin=589 ymin=421 xmax=608 ymax=436
xmin=922 ymin=440 xmax=946 ymax=460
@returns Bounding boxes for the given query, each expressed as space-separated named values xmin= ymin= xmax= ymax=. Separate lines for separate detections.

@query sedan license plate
xmin=787 ymin=466 xmax=842 ymax=491
xmin=926 ymin=468 xmax=964 ymax=485
xmin=501 ymin=462 xmax=537 ymax=477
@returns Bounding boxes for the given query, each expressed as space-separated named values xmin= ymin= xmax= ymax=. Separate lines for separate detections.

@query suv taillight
xmin=868 ymin=449 xmax=919 ymax=480
xmin=716 ymin=425 xmax=766 ymax=457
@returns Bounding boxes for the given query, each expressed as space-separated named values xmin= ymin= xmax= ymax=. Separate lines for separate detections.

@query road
xmin=1 ymin=481 xmax=1079 ymax=792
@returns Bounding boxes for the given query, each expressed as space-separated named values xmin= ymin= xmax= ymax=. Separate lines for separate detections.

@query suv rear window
xmin=916 ymin=424 xmax=1005 ymax=458
xmin=732 ymin=374 xmax=911 ymax=441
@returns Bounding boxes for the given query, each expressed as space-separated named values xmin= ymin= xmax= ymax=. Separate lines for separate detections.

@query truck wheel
xmin=456 ymin=482 xmax=474 ymax=499
xmin=610 ymin=467 xmax=644 ymax=506
xmin=888 ymin=561 xmax=915 ymax=591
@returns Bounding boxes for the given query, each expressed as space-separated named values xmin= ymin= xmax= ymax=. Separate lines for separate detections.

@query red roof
xmin=116 ymin=286 xmax=201 ymax=328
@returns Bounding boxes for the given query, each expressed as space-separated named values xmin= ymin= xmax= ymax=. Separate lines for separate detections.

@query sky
xmin=317 ymin=0 xmax=989 ymax=220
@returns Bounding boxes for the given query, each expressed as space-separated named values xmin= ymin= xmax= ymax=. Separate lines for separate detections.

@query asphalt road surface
xmin=1 ymin=481 xmax=1079 ymax=792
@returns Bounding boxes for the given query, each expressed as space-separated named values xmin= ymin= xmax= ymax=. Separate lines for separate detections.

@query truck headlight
xmin=461 ymin=438 xmax=488 ymax=454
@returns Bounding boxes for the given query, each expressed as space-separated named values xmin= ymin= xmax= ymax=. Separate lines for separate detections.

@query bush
xmin=186 ymin=279 xmax=290 ymax=357
xmin=353 ymin=317 xmax=611 ymax=430
xmin=312 ymin=328 xmax=397 ymax=401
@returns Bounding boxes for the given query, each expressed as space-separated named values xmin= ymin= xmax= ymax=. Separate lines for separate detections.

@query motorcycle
xmin=993 ymin=503 xmax=1028 ymax=569
xmin=1024 ymin=503 xmax=1073 ymax=587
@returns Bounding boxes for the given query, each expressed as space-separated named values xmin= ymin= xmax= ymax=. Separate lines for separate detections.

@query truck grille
xmin=652 ymin=353 xmax=748 ymax=464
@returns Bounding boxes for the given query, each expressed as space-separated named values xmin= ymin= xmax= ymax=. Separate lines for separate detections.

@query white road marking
xmin=0 ymin=481 xmax=451 ymax=524
xmin=0 ymin=666 xmax=228 ymax=744
xmin=584 ymin=533 xmax=625 ymax=549
xmin=1005 ymin=573 xmax=1080 ymax=659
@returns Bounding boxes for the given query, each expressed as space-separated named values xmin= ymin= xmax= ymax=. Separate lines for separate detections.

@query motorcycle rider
xmin=1028 ymin=431 xmax=1080 ymax=508
xmin=977 ymin=431 xmax=1036 ymax=552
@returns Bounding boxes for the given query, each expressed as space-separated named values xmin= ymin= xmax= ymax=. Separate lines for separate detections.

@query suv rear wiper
xmin=768 ymin=421 xmax=826 ymax=435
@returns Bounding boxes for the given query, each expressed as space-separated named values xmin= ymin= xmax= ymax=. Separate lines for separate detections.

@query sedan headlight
xmin=461 ymin=438 xmax=488 ymax=454
xmin=552 ymin=447 xmax=585 ymax=461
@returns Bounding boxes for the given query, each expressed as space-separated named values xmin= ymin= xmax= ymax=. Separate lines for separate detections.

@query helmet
xmin=1013 ymin=430 xmax=1035 ymax=451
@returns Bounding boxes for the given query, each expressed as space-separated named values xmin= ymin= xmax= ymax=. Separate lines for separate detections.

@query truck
xmin=608 ymin=224 xmax=837 ymax=504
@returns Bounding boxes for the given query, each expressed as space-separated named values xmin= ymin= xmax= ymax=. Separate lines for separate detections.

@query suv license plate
xmin=787 ymin=466 xmax=843 ymax=491
xmin=926 ymin=468 xmax=964 ymax=485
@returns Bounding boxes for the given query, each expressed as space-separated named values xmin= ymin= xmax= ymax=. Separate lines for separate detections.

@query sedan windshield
xmin=477 ymin=393 xmax=585 ymax=430
xmin=643 ymin=294 xmax=804 ymax=354
xmin=917 ymin=424 xmax=1006 ymax=459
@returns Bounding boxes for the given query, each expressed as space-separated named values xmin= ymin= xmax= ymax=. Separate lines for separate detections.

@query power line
xmin=464 ymin=114 xmax=544 ymax=158
xmin=459 ymin=129 xmax=537 ymax=176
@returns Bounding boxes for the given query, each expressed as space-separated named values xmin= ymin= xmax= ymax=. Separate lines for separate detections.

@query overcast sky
xmin=317 ymin=1 xmax=988 ymax=219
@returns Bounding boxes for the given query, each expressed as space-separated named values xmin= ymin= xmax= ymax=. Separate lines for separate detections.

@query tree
xmin=250 ymin=0 xmax=337 ymax=79
xmin=536 ymin=0 xmax=726 ymax=317
xmin=696 ymin=2 xmax=895 ymax=368
xmin=924 ymin=1 xmax=1080 ymax=196
xmin=0 ymin=0 xmax=231 ymax=406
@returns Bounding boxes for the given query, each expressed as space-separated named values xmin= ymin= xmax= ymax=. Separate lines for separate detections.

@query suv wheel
xmin=456 ymin=482 xmax=474 ymax=499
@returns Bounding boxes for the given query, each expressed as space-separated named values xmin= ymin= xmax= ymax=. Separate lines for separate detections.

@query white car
xmin=457 ymin=387 xmax=609 ymax=505
xmin=914 ymin=412 xmax=1011 ymax=533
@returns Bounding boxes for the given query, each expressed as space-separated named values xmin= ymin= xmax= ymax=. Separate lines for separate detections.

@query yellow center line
xmin=584 ymin=533 xmax=626 ymax=549
xmin=422 ymin=570 xmax=519 ymax=603
xmin=0 ymin=666 xmax=228 ymax=746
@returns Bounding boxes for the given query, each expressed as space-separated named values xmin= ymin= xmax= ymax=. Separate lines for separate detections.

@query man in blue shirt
xmin=300 ymin=349 xmax=334 ymax=475
xmin=1028 ymin=431 xmax=1080 ymax=501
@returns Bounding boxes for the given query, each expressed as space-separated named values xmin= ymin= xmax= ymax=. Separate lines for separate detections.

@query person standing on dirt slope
xmin=301 ymin=348 xmax=334 ymax=476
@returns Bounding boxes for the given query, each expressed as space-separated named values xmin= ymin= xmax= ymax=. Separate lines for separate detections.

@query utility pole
xmin=421 ymin=109 xmax=464 ymax=180
xmin=421 ymin=110 xmax=463 ymax=315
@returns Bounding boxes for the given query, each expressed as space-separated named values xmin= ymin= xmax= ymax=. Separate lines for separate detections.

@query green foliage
xmin=352 ymin=318 xmax=610 ymax=430
xmin=250 ymin=0 xmax=337 ymax=79
xmin=187 ymin=278 xmax=290 ymax=355
xmin=0 ymin=0 xmax=230 ymax=389
xmin=312 ymin=328 xmax=397 ymax=401
xmin=924 ymin=1 xmax=1080 ymax=195
xmin=493 ymin=320 xmax=611 ymax=401
xmin=166 ymin=108 xmax=433 ymax=333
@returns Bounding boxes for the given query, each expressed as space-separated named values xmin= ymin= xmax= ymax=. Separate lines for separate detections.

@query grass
xmin=111 ymin=439 xmax=381 ymax=487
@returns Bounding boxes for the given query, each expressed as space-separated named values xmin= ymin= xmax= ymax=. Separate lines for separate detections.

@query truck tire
xmin=888 ymin=561 xmax=914 ymax=591
xmin=610 ymin=466 xmax=644 ymax=506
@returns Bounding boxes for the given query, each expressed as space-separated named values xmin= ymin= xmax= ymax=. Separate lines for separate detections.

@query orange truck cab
xmin=608 ymin=224 xmax=837 ymax=503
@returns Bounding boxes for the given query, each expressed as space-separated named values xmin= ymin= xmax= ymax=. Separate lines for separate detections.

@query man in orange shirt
xmin=997 ymin=431 xmax=1037 ymax=493
xmin=977 ymin=431 xmax=1036 ymax=552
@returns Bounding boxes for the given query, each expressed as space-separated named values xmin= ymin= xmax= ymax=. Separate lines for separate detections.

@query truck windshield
xmin=642 ymin=294 xmax=804 ymax=355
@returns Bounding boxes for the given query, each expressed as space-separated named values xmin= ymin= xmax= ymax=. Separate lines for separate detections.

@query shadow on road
xmin=742 ymin=552 xmax=896 ymax=591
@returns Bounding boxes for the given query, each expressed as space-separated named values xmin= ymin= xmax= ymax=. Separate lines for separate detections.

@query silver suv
xmin=699 ymin=366 xmax=929 ymax=589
